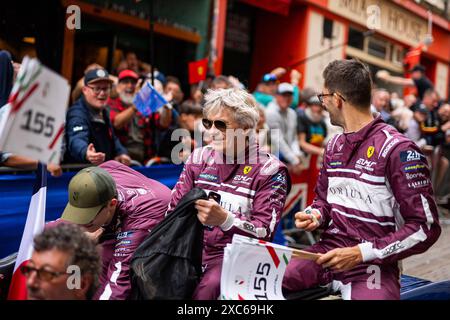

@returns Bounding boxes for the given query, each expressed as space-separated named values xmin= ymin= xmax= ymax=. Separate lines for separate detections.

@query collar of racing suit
xmin=342 ymin=115 xmax=384 ymax=145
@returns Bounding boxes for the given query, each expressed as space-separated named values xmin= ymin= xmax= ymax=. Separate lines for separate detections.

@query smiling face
xmin=203 ymin=107 xmax=243 ymax=156
xmin=117 ymin=78 xmax=137 ymax=105
xmin=82 ymin=80 xmax=111 ymax=110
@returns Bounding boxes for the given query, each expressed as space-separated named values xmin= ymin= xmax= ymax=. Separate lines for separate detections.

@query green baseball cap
xmin=61 ymin=166 xmax=116 ymax=225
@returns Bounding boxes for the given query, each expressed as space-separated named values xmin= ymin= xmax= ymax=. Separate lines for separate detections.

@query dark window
xmin=368 ymin=39 xmax=387 ymax=59
xmin=348 ymin=27 xmax=364 ymax=50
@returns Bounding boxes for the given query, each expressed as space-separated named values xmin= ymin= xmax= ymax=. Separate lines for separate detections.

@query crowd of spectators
xmin=0 ymin=49 xmax=449 ymax=208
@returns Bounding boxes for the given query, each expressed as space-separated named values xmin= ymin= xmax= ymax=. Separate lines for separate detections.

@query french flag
xmin=8 ymin=163 xmax=47 ymax=300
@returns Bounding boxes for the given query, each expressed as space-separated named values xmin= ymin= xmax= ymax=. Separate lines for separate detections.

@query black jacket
xmin=64 ymin=96 xmax=127 ymax=163
xmin=129 ymin=188 xmax=206 ymax=300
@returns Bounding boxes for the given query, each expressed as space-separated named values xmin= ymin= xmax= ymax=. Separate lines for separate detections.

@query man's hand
xmin=316 ymin=246 xmax=363 ymax=272
xmin=86 ymin=143 xmax=105 ymax=165
xmin=84 ymin=227 xmax=104 ymax=243
xmin=47 ymin=163 xmax=62 ymax=177
xmin=195 ymin=199 xmax=228 ymax=226
xmin=376 ymin=70 xmax=390 ymax=80
xmin=270 ymin=67 xmax=286 ymax=78
xmin=295 ymin=210 xmax=321 ymax=231
xmin=290 ymin=69 xmax=301 ymax=85
xmin=115 ymin=153 xmax=131 ymax=166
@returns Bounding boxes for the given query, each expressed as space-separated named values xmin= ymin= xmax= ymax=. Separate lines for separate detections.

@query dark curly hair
xmin=34 ymin=223 xmax=101 ymax=300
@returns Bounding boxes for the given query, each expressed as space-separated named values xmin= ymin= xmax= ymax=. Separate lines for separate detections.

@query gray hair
xmin=34 ymin=223 xmax=101 ymax=300
xmin=203 ymin=88 xmax=260 ymax=129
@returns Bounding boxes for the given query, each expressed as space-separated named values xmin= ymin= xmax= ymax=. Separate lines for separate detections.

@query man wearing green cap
xmin=49 ymin=160 xmax=171 ymax=300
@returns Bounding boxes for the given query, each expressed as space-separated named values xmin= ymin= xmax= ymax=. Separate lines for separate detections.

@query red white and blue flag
xmin=8 ymin=163 xmax=47 ymax=300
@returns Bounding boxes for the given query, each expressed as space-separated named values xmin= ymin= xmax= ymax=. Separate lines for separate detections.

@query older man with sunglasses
xmin=167 ymin=88 xmax=291 ymax=300
xmin=64 ymin=68 xmax=131 ymax=166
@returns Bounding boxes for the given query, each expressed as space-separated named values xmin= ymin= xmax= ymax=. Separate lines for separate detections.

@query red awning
xmin=241 ymin=0 xmax=292 ymax=16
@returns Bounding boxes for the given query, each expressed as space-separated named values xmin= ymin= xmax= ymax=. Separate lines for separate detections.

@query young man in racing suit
xmin=51 ymin=160 xmax=171 ymax=299
xmin=282 ymin=59 xmax=441 ymax=300
xmin=167 ymin=88 xmax=290 ymax=300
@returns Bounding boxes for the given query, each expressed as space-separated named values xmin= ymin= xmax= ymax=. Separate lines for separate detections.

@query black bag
xmin=129 ymin=188 xmax=207 ymax=300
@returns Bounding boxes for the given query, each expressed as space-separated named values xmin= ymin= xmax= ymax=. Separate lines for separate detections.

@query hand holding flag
xmin=133 ymin=81 xmax=168 ymax=116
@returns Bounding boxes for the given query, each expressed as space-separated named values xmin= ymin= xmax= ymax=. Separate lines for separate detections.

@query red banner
xmin=188 ymin=58 xmax=208 ymax=84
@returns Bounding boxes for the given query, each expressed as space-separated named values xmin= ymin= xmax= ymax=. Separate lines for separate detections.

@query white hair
xmin=203 ymin=88 xmax=260 ymax=129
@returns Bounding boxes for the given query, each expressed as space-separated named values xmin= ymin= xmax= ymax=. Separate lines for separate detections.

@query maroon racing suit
xmin=93 ymin=161 xmax=171 ymax=300
xmin=283 ymin=116 xmax=441 ymax=300
xmin=167 ymin=145 xmax=290 ymax=300
xmin=47 ymin=161 xmax=171 ymax=300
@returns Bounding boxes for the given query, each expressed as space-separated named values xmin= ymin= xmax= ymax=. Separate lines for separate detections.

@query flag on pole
xmin=8 ymin=163 xmax=47 ymax=300
xmin=188 ymin=58 xmax=208 ymax=84
xmin=133 ymin=81 xmax=168 ymax=116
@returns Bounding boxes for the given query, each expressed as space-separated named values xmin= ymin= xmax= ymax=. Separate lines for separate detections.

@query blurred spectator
xmin=116 ymin=51 xmax=155 ymax=78
xmin=0 ymin=50 xmax=13 ymax=108
xmin=156 ymin=76 xmax=184 ymax=161
xmin=266 ymin=83 xmax=304 ymax=174
xmin=189 ymin=83 xmax=204 ymax=104
xmin=24 ymin=223 xmax=101 ymax=300
xmin=435 ymin=103 xmax=450 ymax=201
xmin=253 ymin=68 xmax=300 ymax=108
xmin=108 ymin=70 xmax=172 ymax=164
xmin=211 ymin=75 xmax=232 ymax=89
xmin=391 ymin=97 xmax=413 ymax=132
xmin=164 ymin=76 xmax=184 ymax=107
xmin=404 ymin=94 xmax=418 ymax=109
xmin=371 ymin=88 xmax=393 ymax=124
xmin=177 ymin=100 xmax=204 ymax=161
xmin=418 ymin=89 xmax=444 ymax=147
xmin=0 ymin=152 xmax=62 ymax=176
xmin=405 ymin=104 xmax=428 ymax=148
xmin=51 ymin=162 xmax=171 ymax=299
xmin=178 ymin=100 xmax=203 ymax=133
xmin=376 ymin=64 xmax=433 ymax=100
xmin=64 ymin=68 xmax=131 ymax=166
xmin=297 ymin=96 xmax=327 ymax=157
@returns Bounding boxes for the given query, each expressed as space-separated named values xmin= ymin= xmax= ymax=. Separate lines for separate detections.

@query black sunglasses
xmin=202 ymin=118 xmax=228 ymax=132
xmin=317 ymin=92 xmax=347 ymax=104
xmin=20 ymin=265 xmax=66 ymax=281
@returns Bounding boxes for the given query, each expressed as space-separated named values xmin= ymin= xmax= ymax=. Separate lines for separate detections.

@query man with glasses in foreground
xmin=167 ymin=88 xmax=290 ymax=299
xmin=282 ymin=59 xmax=441 ymax=299
xmin=64 ymin=68 xmax=131 ymax=166
xmin=47 ymin=160 xmax=171 ymax=299
xmin=24 ymin=223 xmax=101 ymax=300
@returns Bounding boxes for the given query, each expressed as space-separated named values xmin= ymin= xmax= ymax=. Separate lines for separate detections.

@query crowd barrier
xmin=0 ymin=154 xmax=323 ymax=258
xmin=0 ymin=164 xmax=183 ymax=257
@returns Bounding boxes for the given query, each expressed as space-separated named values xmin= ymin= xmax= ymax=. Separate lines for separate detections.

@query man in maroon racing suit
xmin=167 ymin=88 xmax=290 ymax=300
xmin=282 ymin=59 xmax=441 ymax=300
xmin=50 ymin=160 xmax=171 ymax=299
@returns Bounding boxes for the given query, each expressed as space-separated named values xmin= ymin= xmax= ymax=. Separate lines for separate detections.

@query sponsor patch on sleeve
xmin=400 ymin=150 xmax=425 ymax=163
xmin=403 ymin=163 xmax=427 ymax=173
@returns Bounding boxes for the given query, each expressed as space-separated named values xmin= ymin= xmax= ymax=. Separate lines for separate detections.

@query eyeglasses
xmin=202 ymin=118 xmax=228 ymax=132
xmin=86 ymin=85 xmax=111 ymax=95
xmin=317 ymin=92 xmax=347 ymax=104
xmin=20 ymin=265 xmax=66 ymax=281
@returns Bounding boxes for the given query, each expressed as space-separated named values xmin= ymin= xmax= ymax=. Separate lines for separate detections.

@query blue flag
xmin=133 ymin=81 xmax=168 ymax=116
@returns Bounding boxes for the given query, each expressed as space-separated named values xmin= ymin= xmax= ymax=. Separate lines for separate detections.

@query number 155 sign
xmin=0 ymin=57 xmax=70 ymax=164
